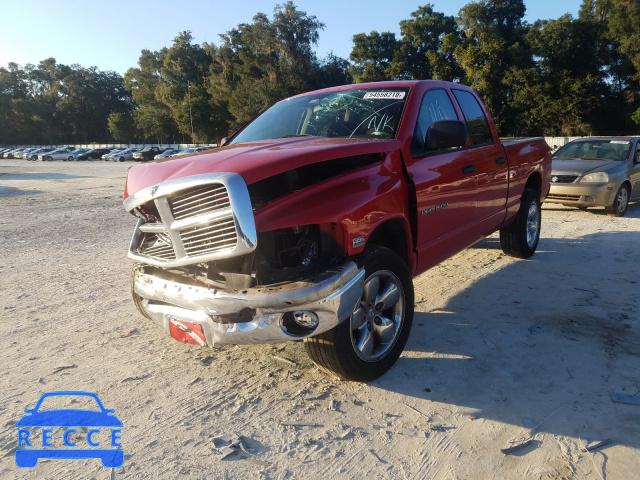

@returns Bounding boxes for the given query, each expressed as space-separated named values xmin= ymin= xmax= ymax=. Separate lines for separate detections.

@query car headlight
xmin=580 ymin=172 xmax=609 ymax=183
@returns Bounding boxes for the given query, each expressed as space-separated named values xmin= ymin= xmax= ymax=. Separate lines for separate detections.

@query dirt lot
xmin=0 ymin=158 xmax=639 ymax=479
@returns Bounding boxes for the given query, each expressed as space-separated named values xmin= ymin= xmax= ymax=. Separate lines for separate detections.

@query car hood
xmin=551 ymin=159 xmax=616 ymax=175
xmin=16 ymin=410 xmax=123 ymax=427
xmin=124 ymin=136 xmax=400 ymax=199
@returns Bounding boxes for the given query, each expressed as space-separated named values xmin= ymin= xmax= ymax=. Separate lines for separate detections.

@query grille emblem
xmin=551 ymin=176 xmax=558 ymax=183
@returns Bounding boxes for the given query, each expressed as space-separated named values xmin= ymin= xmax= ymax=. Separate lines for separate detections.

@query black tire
xmin=304 ymin=246 xmax=414 ymax=382
xmin=130 ymin=264 xmax=151 ymax=320
xmin=605 ymin=184 xmax=630 ymax=217
xmin=499 ymin=188 xmax=541 ymax=259
xmin=67 ymin=155 xmax=74 ymax=161
xmin=87 ymin=155 xmax=94 ymax=161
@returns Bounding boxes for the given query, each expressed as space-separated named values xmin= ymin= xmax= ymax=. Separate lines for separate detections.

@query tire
xmin=304 ymin=246 xmax=414 ymax=382
xmin=67 ymin=155 xmax=74 ymax=161
xmin=87 ymin=155 xmax=93 ymax=161
xmin=605 ymin=184 xmax=630 ymax=217
xmin=130 ymin=264 xmax=151 ymax=320
xmin=500 ymin=188 xmax=541 ymax=259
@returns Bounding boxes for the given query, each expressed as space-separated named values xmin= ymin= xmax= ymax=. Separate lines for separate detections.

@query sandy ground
xmin=0 ymin=158 xmax=639 ymax=480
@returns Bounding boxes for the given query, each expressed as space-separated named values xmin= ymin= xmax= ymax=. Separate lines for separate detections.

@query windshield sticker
xmin=363 ymin=91 xmax=406 ymax=100
xmin=610 ymin=140 xmax=629 ymax=144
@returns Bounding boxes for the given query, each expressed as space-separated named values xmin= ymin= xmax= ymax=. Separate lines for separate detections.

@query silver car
xmin=112 ymin=148 xmax=140 ymax=162
xmin=546 ymin=137 xmax=640 ymax=216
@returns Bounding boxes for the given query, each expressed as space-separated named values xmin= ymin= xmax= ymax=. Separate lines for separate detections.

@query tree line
xmin=1 ymin=0 xmax=639 ymax=146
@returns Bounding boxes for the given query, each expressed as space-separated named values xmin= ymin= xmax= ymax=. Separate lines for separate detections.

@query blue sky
xmin=0 ymin=0 xmax=581 ymax=75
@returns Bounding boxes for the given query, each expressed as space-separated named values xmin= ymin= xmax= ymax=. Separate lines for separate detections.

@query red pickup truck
xmin=123 ymin=80 xmax=551 ymax=381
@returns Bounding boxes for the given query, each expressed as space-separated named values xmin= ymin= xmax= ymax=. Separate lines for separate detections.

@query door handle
xmin=496 ymin=156 xmax=507 ymax=165
xmin=462 ymin=165 xmax=477 ymax=175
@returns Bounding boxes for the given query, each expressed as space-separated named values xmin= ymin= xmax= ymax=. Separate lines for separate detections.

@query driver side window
xmin=411 ymin=89 xmax=458 ymax=156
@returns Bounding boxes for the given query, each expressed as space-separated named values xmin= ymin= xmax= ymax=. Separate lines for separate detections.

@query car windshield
xmin=553 ymin=140 xmax=631 ymax=161
xmin=229 ymin=87 xmax=411 ymax=145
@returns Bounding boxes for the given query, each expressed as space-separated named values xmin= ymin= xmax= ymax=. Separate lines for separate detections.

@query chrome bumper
xmin=132 ymin=262 xmax=365 ymax=345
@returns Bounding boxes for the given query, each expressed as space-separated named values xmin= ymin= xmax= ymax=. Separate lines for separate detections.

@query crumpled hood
xmin=124 ymin=137 xmax=400 ymax=200
xmin=551 ymin=159 xmax=617 ymax=176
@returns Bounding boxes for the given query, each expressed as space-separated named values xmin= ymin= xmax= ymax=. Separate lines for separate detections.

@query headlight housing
xmin=580 ymin=172 xmax=609 ymax=183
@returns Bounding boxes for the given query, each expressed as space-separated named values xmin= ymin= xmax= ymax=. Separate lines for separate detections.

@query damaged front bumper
xmin=131 ymin=261 xmax=365 ymax=346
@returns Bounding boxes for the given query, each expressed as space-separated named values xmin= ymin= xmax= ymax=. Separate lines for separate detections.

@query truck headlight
xmin=580 ymin=172 xmax=608 ymax=183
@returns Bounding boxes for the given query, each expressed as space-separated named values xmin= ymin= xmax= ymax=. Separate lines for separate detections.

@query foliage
xmin=0 ymin=59 xmax=131 ymax=145
xmin=3 ymin=1 xmax=640 ymax=145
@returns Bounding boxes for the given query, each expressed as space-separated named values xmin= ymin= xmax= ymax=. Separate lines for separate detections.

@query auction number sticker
xmin=363 ymin=91 xmax=406 ymax=100
xmin=610 ymin=140 xmax=629 ymax=144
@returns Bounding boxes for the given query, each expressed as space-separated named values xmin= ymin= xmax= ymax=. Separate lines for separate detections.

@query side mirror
xmin=425 ymin=120 xmax=470 ymax=150
xmin=219 ymin=136 xmax=230 ymax=147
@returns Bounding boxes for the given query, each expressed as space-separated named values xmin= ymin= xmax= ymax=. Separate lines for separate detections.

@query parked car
xmin=22 ymin=148 xmax=40 ymax=160
xmin=112 ymin=148 xmax=141 ymax=162
xmin=68 ymin=148 xmax=88 ymax=160
xmin=153 ymin=148 xmax=179 ymax=160
xmin=545 ymin=137 xmax=640 ymax=216
xmin=39 ymin=148 xmax=76 ymax=161
xmin=26 ymin=148 xmax=55 ymax=161
xmin=102 ymin=148 xmax=126 ymax=161
xmin=4 ymin=147 xmax=28 ymax=158
xmin=124 ymin=80 xmax=551 ymax=381
xmin=132 ymin=146 xmax=168 ymax=162
xmin=77 ymin=148 xmax=113 ymax=161
xmin=168 ymin=146 xmax=216 ymax=158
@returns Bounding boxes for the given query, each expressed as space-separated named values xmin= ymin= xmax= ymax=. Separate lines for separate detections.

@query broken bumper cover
xmin=132 ymin=261 xmax=365 ymax=346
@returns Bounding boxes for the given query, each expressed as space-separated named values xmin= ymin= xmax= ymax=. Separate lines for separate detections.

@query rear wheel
xmin=67 ymin=155 xmax=74 ymax=161
xmin=304 ymin=246 xmax=414 ymax=382
xmin=500 ymin=188 xmax=541 ymax=259
xmin=606 ymin=184 xmax=629 ymax=217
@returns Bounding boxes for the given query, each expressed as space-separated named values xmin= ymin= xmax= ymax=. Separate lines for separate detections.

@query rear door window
xmin=452 ymin=90 xmax=494 ymax=146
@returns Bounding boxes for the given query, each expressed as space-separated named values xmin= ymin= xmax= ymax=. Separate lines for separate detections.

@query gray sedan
xmin=546 ymin=137 xmax=640 ymax=216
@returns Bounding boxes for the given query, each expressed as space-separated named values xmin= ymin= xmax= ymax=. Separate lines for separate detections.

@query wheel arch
xmin=365 ymin=218 xmax=410 ymax=266
xmin=524 ymin=171 xmax=542 ymax=197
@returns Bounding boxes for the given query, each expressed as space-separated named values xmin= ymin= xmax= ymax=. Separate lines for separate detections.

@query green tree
xmin=509 ymin=14 xmax=608 ymax=135
xmin=212 ymin=2 xmax=326 ymax=132
xmin=349 ymin=31 xmax=398 ymax=82
xmin=108 ymin=112 xmax=135 ymax=143
xmin=455 ymin=0 xmax=531 ymax=134
xmin=125 ymin=49 xmax=177 ymax=143
xmin=391 ymin=4 xmax=464 ymax=82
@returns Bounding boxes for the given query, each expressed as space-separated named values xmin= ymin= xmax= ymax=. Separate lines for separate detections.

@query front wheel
xmin=606 ymin=184 xmax=629 ymax=217
xmin=499 ymin=188 xmax=541 ymax=259
xmin=304 ymin=246 xmax=414 ymax=382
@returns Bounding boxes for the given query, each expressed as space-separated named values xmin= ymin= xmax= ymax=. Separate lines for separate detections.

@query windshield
xmin=553 ymin=140 xmax=631 ymax=161
xmin=229 ymin=87 xmax=410 ymax=145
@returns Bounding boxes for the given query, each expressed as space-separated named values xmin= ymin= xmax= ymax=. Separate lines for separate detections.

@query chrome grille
xmin=127 ymin=173 xmax=257 ymax=268
xmin=551 ymin=174 xmax=578 ymax=184
xmin=170 ymin=185 xmax=230 ymax=220
xmin=141 ymin=231 xmax=176 ymax=260
xmin=181 ymin=218 xmax=237 ymax=256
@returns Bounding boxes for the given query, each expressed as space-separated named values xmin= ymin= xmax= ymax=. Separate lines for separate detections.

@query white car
xmin=39 ymin=149 xmax=76 ymax=161
xmin=102 ymin=149 xmax=125 ymax=161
